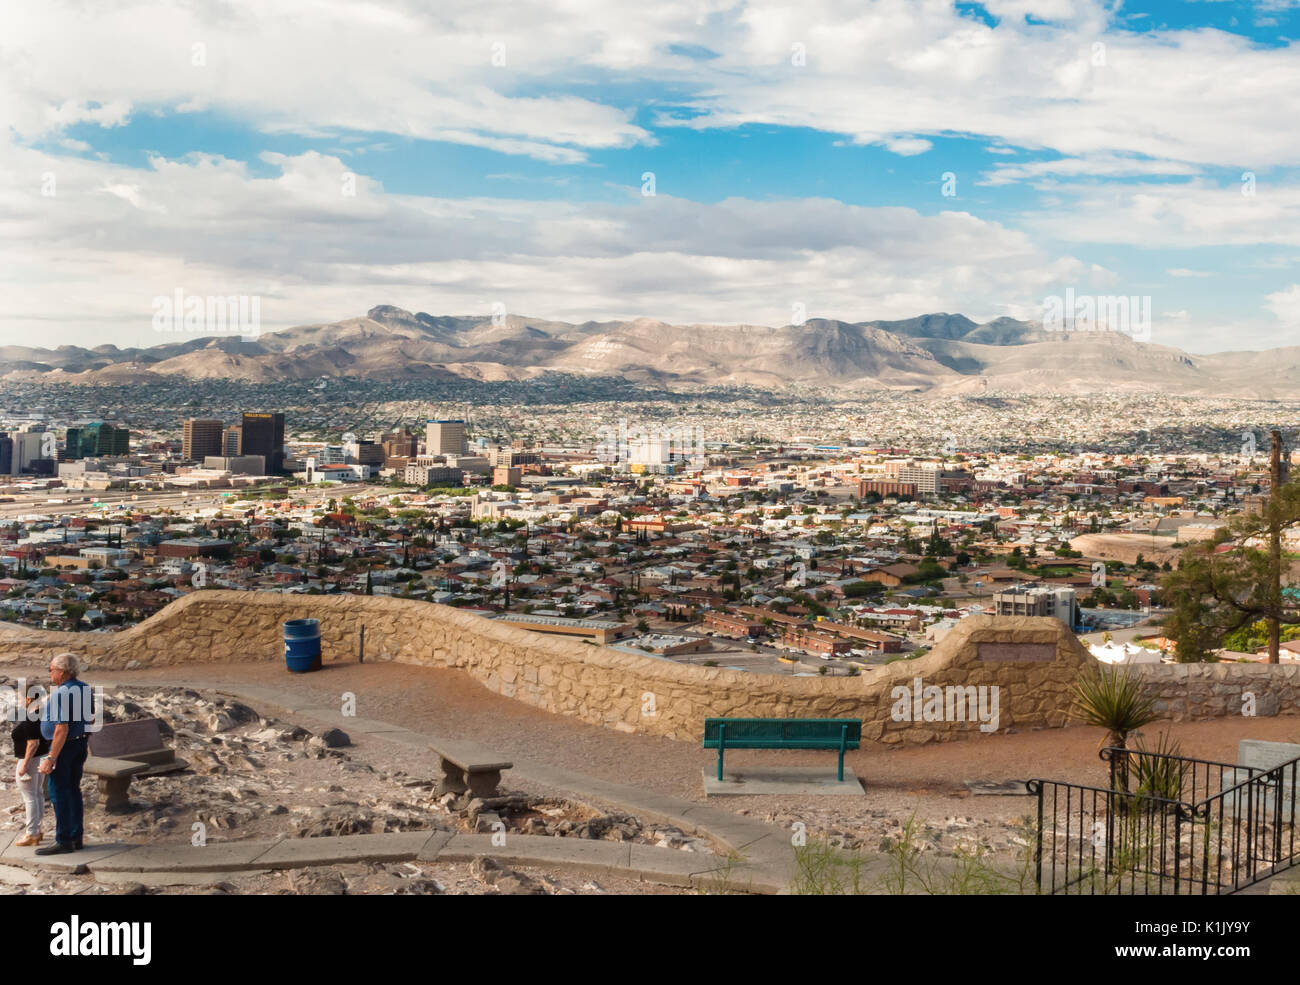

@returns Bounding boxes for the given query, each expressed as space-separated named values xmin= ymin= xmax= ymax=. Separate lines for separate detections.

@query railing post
xmin=1173 ymin=805 xmax=1182 ymax=895
xmin=1027 ymin=780 xmax=1044 ymax=893
xmin=1245 ymin=773 xmax=1255 ymax=883
xmin=1272 ymin=765 xmax=1284 ymax=867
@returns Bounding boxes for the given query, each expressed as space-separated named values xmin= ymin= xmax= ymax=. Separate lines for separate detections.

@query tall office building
xmin=425 ymin=419 xmax=467 ymax=456
xmin=897 ymin=464 xmax=942 ymax=495
xmin=381 ymin=429 xmax=418 ymax=462
xmin=0 ymin=434 xmax=12 ymax=476
xmin=182 ymin=419 xmax=225 ymax=462
xmin=12 ymin=430 xmax=53 ymax=474
xmin=241 ymin=412 xmax=285 ymax=473
xmin=488 ymin=446 xmax=539 ymax=468
xmin=64 ymin=422 xmax=129 ymax=460
xmin=222 ymin=426 xmax=242 ymax=456
xmin=349 ymin=440 xmax=386 ymax=468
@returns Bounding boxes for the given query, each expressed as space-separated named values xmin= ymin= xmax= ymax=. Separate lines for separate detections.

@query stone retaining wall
xmin=0 ymin=591 xmax=1291 ymax=742
xmin=1131 ymin=663 xmax=1300 ymax=722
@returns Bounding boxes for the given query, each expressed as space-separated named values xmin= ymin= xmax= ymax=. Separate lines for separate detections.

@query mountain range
xmin=3 ymin=306 xmax=1297 ymax=396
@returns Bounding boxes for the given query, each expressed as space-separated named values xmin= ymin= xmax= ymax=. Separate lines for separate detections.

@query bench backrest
xmin=89 ymin=718 xmax=166 ymax=758
xmin=703 ymin=718 xmax=861 ymax=749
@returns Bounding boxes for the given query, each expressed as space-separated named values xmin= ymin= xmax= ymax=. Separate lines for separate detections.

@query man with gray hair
xmin=36 ymin=653 xmax=94 ymax=856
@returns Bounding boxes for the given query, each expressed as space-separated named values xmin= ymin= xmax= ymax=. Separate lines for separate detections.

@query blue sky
xmin=4 ymin=0 xmax=1300 ymax=353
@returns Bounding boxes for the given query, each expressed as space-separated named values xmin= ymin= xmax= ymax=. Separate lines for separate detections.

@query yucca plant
xmin=1132 ymin=731 xmax=1188 ymax=803
xmin=1072 ymin=666 xmax=1160 ymax=792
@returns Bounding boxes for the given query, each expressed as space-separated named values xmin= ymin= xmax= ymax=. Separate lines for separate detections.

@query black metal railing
xmin=1028 ymin=746 xmax=1300 ymax=895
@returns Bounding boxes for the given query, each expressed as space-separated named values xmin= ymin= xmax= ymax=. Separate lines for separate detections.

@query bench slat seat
xmin=703 ymin=717 xmax=862 ymax=782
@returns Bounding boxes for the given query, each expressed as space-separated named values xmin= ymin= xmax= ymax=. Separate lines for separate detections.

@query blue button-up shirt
xmin=40 ymin=679 xmax=95 ymax=741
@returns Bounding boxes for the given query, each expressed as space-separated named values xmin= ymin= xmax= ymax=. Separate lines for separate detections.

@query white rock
xmin=206 ymin=712 xmax=236 ymax=733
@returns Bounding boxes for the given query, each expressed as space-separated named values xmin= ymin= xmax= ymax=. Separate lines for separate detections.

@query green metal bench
xmin=703 ymin=718 xmax=862 ymax=782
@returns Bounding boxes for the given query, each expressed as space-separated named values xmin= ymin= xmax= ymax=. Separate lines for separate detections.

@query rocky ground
xmin=742 ymin=804 xmax=1036 ymax=861
xmin=0 ymin=679 xmax=709 ymax=895
xmin=0 ymin=858 xmax=692 ymax=895
xmin=743 ymin=805 xmax=1034 ymax=873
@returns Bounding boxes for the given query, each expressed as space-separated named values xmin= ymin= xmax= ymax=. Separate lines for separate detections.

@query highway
xmin=0 ymin=484 xmax=395 ymax=521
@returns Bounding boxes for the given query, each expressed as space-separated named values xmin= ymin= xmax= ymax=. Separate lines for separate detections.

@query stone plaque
xmin=977 ymin=642 xmax=1056 ymax=663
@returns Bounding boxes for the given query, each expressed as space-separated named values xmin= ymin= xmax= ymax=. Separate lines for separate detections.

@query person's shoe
xmin=73 ymin=838 xmax=83 ymax=850
xmin=14 ymin=834 xmax=41 ymax=847
xmin=34 ymin=842 xmax=76 ymax=856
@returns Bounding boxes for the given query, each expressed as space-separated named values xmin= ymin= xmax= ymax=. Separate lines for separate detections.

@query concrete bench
xmin=429 ymin=738 xmax=513 ymax=801
xmin=83 ymin=756 xmax=153 ymax=812
xmin=86 ymin=718 xmax=186 ymax=812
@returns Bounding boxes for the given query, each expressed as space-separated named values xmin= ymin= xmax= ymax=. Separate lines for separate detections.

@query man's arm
xmin=39 ymin=723 xmax=68 ymax=774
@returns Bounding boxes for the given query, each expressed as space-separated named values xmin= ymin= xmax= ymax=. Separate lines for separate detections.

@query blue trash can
xmin=284 ymin=618 xmax=322 ymax=673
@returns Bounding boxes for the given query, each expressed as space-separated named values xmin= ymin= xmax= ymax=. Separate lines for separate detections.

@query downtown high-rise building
xmin=241 ymin=412 xmax=285 ymax=473
xmin=222 ymin=425 xmax=242 ymax=456
xmin=64 ymin=422 xmax=130 ymax=460
xmin=182 ymin=419 xmax=225 ymax=462
xmin=381 ymin=428 xmax=418 ymax=461
xmin=425 ymin=419 xmax=467 ymax=456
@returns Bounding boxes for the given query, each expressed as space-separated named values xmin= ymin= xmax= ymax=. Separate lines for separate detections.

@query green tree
xmin=1162 ymin=473 xmax=1300 ymax=663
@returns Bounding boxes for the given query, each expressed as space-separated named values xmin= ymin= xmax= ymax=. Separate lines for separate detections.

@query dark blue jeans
xmin=47 ymin=738 xmax=88 ymax=846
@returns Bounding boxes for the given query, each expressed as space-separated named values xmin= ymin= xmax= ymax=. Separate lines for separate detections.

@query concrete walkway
xmin=0 ymin=827 xmax=757 ymax=891
xmin=2 ymin=678 xmax=799 ymax=893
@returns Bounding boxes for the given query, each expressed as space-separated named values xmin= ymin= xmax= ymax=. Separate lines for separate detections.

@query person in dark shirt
xmin=36 ymin=654 xmax=95 ymax=855
xmin=12 ymin=685 xmax=50 ymax=847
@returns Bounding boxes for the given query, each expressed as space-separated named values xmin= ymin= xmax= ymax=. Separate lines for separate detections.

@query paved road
xmin=0 ymin=483 xmax=393 ymax=520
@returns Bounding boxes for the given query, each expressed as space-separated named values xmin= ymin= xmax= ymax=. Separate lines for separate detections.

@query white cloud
xmin=5 ymin=0 xmax=1299 ymax=172
xmin=1265 ymin=284 xmax=1300 ymax=321
xmin=657 ymin=1 xmax=1300 ymax=171
xmin=0 ymin=142 xmax=1091 ymax=346
xmin=982 ymin=155 xmax=1200 ymax=186
xmin=882 ymin=136 xmax=933 ymax=156
xmin=1020 ymin=178 xmax=1300 ymax=247
xmin=2 ymin=1 xmax=653 ymax=163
